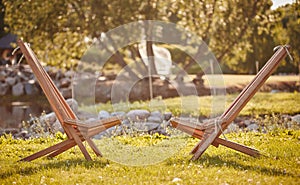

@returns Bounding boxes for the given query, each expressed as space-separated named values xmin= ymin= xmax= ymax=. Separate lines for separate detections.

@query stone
xmin=40 ymin=112 xmax=57 ymax=125
xmin=270 ymin=89 xmax=279 ymax=93
xmin=101 ymin=126 xmax=119 ymax=137
xmin=17 ymin=71 xmax=29 ymax=81
xmin=24 ymin=82 xmax=39 ymax=95
xmin=60 ymin=87 xmax=72 ymax=99
xmin=0 ymin=82 xmax=9 ymax=95
xmin=160 ymin=120 xmax=170 ymax=128
xmin=148 ymin=111 xmax=163 ymax=122
xmin=121 ymin=119 xmax=130 ymax=126
xmin=98 ymin=110 xmax=110 ymax=120
xmin=246 ymin=123 xmax=259 ymax=131
xmin=14 ymin=130 xmax=30 ymax=139
xmin=127 ymin=109 xmax=150 ymax=122
xmin=291 ymin=114 xmax=300 ymax=124
xmin=163 ymin=112 xmax=172 ymax=121
xmin=77 ymin=111 xmax=97 ymax=120
xmin=64 ymin=70 xmax=74 ymax=78
xmin=111 ymin=111 xmax=126 ymax=117
xmin=147 ymin=116 xmax=163 ymax=123
xmin=224 ymin=123 xmax=239 ymax=133
xmin=52 ymin=120 xmax=64 ymax=133
xmin=29 ymin=122 xmax=44 ymax=134
xmin=59 ymin=78 xmax=71 ymax=88
xmin=150 ymin=111 xmax=163 ymax=118
xmin=12 ymin=82 xmax=24 ymax=96
xmin=55 ymin=70 xmax=64 ymax=80
xmin=133 ymin=122 xmax=160 ymax=132
xmin=5 ymin=76 xmax=17 ymax=86
xmin=0 ymin=71 xmax=6 ymax=82
xmin=66 ymin=98 xmax=78 ymax=114
xmin=244 ymin=120 xmax=251 ymax=126
xmin=102 ymin=125 xmax=123 ymax=136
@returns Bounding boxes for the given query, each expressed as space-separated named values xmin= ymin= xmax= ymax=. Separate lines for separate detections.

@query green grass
xmin=203 ymin=74 xmax=299 ymax=87
xmin=0 ymin=130 xmax=299 ymax=185
xmin=83 ymin=92 xmax=300 ymax=117
xmin=1 ymin=92 xmax=299 ymax=184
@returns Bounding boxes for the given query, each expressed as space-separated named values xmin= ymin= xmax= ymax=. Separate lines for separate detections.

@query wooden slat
xmin=19 ymin=139 xmax=75 ymax=162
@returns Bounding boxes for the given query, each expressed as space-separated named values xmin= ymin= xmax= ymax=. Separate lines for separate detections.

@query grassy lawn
xmin=87 ymin=92 xmax=300 ymax=117
xmin=1 ymin=92 xmax=299 ymax=184
xmin=203 ymin=74 xmax=299 ymax=87
xmin=0 ymin=130 xmax=299 ymax=184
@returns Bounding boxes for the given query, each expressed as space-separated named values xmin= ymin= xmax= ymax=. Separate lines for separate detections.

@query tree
xmin=270 ymin=2 xmax=299 ymax=73
xmin=3 ymin=0 xmax=165 ymax=74
xmin=3 ymin=0 xmax=298 ymax=74
xmin=0 ymin=0 xmax=7 ymax=37
xmin=164 ymin=0 xmax=275 ymax=74
xmin=3 ymin=0 xmax=90 ymax=68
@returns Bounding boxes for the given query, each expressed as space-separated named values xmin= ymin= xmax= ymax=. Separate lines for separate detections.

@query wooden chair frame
xmin=17 ymin=40 xmax=121 ymax=161
xmin=170 ymin=45 xmax=291 ymax=160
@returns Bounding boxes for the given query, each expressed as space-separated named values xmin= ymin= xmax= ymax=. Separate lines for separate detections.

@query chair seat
xmin=170 ymin=117 xmax=216 ymax=130
xmin=64 ymin=117 xmax=121 ymax=136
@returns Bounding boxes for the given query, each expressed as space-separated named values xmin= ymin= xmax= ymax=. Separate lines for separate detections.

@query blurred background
xmin=0 ymin=0 xmax=299 ymax=74
xmin=0 ymin=0 xmax=299 ymax=130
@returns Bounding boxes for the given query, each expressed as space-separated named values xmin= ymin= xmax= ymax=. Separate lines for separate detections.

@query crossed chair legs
xmin=19 ymin=125 xmax=102 ymax=162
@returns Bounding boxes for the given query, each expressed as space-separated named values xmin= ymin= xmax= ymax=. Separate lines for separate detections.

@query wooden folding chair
xmin=17 ymin=40 xmax=122 ymax=161
xmin=170 ymin=45 xmax=291 ymax=160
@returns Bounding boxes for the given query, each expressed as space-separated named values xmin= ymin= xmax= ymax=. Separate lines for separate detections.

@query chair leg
xmin=214 ymin=138 xmax=260 ymax=157
xmin=19 ymin=139 xmax=74 ymax=162
xmin=191 ymin=128 xmax=220 ymax=160
xmin=85 ymin=137 xmax=102 ymax=157
xmin=49 ymin=137 xmax=103 ymax=158
xmin=174 ymin=121 xmax=260 ymax=158
xmin=191 ymin=141 xmax=201 ymax=154
xmin=191 ymin=137 xmax=260 ymax=157
xmin=47 ymin=140 xmax=77 ymax=158
xmin=68 ymin=127 xmax=92 ymax=161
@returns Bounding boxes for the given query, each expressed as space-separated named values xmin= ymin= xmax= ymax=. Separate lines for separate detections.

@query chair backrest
xmin=17 ymin=40 xmax=77 ymax=136
xmin=220 ymin=45 xmax=290 ymax=129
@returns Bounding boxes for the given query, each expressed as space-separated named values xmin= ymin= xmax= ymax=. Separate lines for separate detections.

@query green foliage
xmin=3 ymin=0 xmax=89 ymax=68
xmin=271 ymin=3 xmax=300 ymax=73
xmin=0 ymin=0 xmax=7 ymax=37
xmin=2 ymin=0 xmax=299 ymax=74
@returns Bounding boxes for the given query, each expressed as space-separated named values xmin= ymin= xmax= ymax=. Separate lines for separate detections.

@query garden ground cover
xmin=0 ymin=92 xmax=299 ymax=184
xmin=0 ymin=130 xmax=299 ymax=184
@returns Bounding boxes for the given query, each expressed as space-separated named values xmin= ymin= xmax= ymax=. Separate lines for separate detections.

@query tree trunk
xmin=105 ymin=34 xmax=140 ymax=81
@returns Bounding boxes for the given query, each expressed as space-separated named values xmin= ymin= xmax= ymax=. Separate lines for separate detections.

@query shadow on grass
xmin=165 ymin=151 xmax=294 ymax=177
xmin=0 ymin=158 xmax=109 ymax=179
xmin=191 ymin=154 xmax=295 ymax=177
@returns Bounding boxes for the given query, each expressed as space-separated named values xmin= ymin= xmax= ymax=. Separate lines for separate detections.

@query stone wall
xmin=0 ymin=65 xmax=73 ymax=98
xmin=0 ymin=64 xmax=209 ymax=103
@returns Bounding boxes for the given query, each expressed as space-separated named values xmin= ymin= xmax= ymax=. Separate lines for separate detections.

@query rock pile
xmin=6 ymin=99 xmax=174 ymax=139
xmin=95 ymin=109 xmax=173 ymax=138
xmin=1 ymin=100 xmax=299 ymax=139
xmin=0 ymin=64 xmax=209 ymax=103
xmin=0 ymin=65 xmax=73 ymax=98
